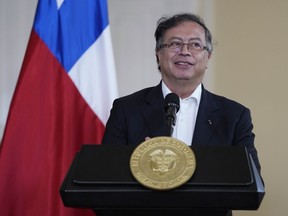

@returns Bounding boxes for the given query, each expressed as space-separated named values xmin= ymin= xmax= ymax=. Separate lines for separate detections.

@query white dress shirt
xmin=162 ymin=82 xmax=202 ymax=146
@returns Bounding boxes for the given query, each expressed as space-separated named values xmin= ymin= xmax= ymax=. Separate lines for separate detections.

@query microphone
xmin=164 ymin=93 xmax=180 ymax=136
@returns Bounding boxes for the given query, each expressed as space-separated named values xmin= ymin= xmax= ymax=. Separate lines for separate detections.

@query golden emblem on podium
xmin=130 ymin=136 xmax=196 ymax=191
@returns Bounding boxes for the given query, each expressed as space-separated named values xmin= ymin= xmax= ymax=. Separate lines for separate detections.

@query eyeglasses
xmin=159 ymin=41 xmax=209 ymax=53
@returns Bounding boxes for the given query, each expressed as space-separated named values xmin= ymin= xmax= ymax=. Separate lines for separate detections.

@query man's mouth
xmin=175 ymin=61 xmax=194 ymax=66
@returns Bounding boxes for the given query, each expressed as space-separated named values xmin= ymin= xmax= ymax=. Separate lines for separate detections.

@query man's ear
xmin=208 ymin=52 xmax=212 ymax=59
xmin=155 ymin=51 xmax=161 ymax=71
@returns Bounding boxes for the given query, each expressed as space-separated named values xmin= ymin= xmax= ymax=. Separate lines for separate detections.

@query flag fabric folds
xmin=0 ymin=0 xmax=118 ymax=215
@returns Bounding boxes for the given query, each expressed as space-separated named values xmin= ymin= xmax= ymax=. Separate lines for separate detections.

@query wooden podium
xmin=60 ymin=144 xmax=264 ymax=216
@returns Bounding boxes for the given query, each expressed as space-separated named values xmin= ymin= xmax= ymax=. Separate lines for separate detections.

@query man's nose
xmin=179 ymin=43 xmax=191 ymax=55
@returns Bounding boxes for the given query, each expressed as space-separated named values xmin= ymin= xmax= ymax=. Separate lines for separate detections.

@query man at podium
xmin=101 ymin=13 xmax=262 ymax=216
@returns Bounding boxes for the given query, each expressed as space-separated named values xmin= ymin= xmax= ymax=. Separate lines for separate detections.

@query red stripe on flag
xmin=0 ymin=30 xmax=100 ymax=216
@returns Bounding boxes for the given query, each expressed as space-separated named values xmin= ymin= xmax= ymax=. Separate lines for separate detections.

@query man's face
xmin=157 ymin=21 xmax=211 ymax=87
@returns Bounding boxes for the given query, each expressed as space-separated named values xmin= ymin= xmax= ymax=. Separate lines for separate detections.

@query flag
xmin=0 ymin=0 xmax=118 ymax=215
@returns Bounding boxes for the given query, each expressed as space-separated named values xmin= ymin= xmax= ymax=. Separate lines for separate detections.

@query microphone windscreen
xmin=164 ymin=93 xmax=180 ymax=113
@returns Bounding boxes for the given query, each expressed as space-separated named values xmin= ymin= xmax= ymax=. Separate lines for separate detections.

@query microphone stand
xmin=167 ymin=117 xmax=174 ymax=137
xmin=166 ymin=111 xmax=176 ymax=137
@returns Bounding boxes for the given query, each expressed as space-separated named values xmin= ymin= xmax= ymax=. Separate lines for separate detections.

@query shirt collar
xmin=161 ymin=81 xmax=202 ymax=104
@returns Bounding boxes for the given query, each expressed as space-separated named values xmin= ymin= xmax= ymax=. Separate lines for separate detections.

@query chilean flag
xmin=0 ymin=0 xmax=118 ymax=216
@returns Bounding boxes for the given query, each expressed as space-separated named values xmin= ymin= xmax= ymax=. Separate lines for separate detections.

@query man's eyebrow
xmin=167 ymin=37 xmax=203 ymax=42
xmin=167 ymin=37 xmax=183 ymax=41
xmin=188 ymin=37 xmax=202 ymax=42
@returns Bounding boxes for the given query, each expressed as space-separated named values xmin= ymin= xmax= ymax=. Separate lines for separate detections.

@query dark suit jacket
xmin=102 ymin=82 xmax=261 ymax=172
xmin=102 ymin=82 xmax=261 ymax=216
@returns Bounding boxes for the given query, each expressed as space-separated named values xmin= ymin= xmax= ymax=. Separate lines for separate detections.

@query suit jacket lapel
xmin=192 ymin=86 xmax=220 ymax=146
xmin=142 ymin=82 xmax=170 ymax=137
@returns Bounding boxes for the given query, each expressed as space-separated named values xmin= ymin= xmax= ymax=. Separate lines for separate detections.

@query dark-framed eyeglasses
xmin=159 ymin=41 xmax=209 ymax=53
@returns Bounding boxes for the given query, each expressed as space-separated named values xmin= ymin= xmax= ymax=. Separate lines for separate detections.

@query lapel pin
xmin=208 ymin=120 xmax=212 ymax=125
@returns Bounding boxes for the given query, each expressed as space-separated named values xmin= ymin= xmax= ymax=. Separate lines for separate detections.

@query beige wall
xmin=213 ymin=1 xmax=288 ymax=215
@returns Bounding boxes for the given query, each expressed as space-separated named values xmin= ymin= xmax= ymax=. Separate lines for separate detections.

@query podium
xmin=60 ymin=144 xmax=264 ymax=216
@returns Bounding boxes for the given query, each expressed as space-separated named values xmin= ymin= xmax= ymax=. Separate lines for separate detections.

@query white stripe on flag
xmin=69 ymin=26 xmax=118 ymax=125
xmin=56 ymin=0 xmax=64 ymax=9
